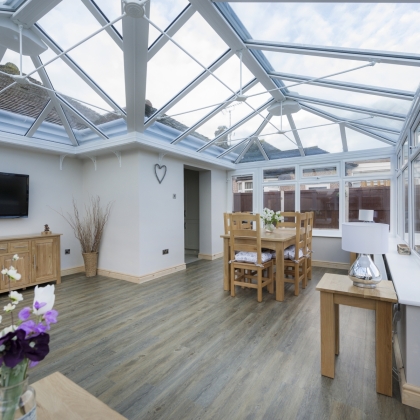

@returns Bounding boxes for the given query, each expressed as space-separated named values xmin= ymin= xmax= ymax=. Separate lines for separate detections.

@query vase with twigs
xmin=58 ymin=196 xmax=113 ymax=277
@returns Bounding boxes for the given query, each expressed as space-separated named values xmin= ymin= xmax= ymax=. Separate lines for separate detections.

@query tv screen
xmin=0 ymin=173 xmax=29 ymax=218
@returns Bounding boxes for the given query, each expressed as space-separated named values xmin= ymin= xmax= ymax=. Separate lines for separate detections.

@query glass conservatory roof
xmin=0 ymin=0 xmax=419 ymax=164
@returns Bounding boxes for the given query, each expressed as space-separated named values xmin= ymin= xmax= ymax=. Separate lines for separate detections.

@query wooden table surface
xmin=221 ymin=228 xmax=297 ymax=301
xmin=32 ymin=372 xmax=126 ymax=420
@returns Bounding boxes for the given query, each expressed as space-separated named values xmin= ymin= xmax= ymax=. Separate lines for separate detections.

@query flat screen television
xmin=0 ymin=172 xmax=29 ymax=218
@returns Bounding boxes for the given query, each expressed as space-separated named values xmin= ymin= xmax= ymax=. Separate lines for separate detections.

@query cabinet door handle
xmin=33 ymin=255 xmax=36 ymax=269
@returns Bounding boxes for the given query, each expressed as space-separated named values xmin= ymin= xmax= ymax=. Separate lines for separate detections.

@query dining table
xmin=221 ymin=228 xmax=297 ymax=301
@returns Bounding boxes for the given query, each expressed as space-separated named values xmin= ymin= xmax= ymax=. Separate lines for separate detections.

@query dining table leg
xmin=223 ymin=238 xmax=230 ymax=291
xmin=275 ymin=243 xmax=285 ymax=301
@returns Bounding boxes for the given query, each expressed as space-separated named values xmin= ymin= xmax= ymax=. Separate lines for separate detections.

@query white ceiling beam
xmin=170 ymin=78 xmax=258 ymax=145
xmin=80 ymin=0 xmax=123 ymax=50
xmin=25 ymin=100 xmax=53 ymax=137
xmin=11 ymin=0 xmax=62 ymax=28
xmin=214 ymin=0 xmax=419 ymax=2
xmin=246 ymin=40 xmax=420 ymax=67
xmin=301 ymin=103 xmax=396 ymax=145
xmin=31 ymin=55 xmax=78 ymax=145
xmin=197 ymin=98 xmax=274 ymax=152
xmin=286 ymin=114 xmax=304 ymax=156
xmin=349 ymin=121 xmax=400 ymax=135
xmin=32 ymin=24 xmax=126 ymax=117
xmin=339 ymin=123 xmax=348 ymax=152
xmin=190 ymin=0 xmax=285 ymax=101
xmin=269 ymin=71 xmax=415 ymax=101
xmin=122 ymin=5 xmax=149 ymax=133
xmin=287 ymin=93 xmax=406 ymax=121
xmin=235 ymin=138 xmax=255 ymax=163
xmin=145 ymin=49 xmax=233 ymax=130
xmin=148 ymin=4 xmax=195 ymax=61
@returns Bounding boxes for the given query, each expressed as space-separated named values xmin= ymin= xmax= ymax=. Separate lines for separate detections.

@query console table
xmin=316 ymin=273 xmax=397 ymax=396
xmin=32 ymin=372 xmax=126 ymax=419
xmin=0 ymin=234 xmax=61 ymax=293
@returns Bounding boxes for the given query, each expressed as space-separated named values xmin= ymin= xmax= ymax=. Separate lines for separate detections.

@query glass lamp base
xmin=348 ymin=253 xmax=382 ymax=288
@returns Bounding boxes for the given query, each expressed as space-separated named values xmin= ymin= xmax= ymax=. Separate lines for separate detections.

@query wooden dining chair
xmin=305 ymin=211 xmax=314 ymax=281
xmin=283 ymin=212 xmax=308 ymax=296
xmin=229 ymin=213 xmax=274 ymax=302
xmin=224 ymin=212 xmax=252 ymax=233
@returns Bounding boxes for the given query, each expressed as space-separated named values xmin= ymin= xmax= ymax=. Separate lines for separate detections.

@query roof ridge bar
xmin=145 ymin=49 xmax=233 ymax=130
xmin=245 ymin=40 xmax=420 ymax=67
xmin=32 ymin=24 xmax=126 ymax=117
xmin=170 ymin=78 xmax=258 ymax=145
xmin=269 ymin=71 xmax=415 ymax=101
xmin=80 ymin=0 xmax=123 ymax=50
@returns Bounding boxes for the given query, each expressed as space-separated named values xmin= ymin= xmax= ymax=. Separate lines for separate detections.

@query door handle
xmin=33 ymin=255 xmax=36 ymax=270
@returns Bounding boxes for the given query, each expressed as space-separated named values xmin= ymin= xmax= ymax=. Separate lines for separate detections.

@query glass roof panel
xmin=171 ymin=13 xmax=229 ymax=68
xmin=1 ymin=50 xmax=41 ymax=83
xmin=229 ymin=2 xmax=420 ymax=54
xmin=346 ymin=128 xmax=393 ymax=151
xmin=61 ymin=106 xmax=102 ymax=143
xmin=0 ymin=0 xmax=26 ymax=12
xmin=32 ymin=106 xmax=74 ymax=145
xmin=93 ymin=0 xmax=123 ymax=34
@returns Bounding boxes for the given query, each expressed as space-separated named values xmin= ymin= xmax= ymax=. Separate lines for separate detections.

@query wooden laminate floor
xmin=2 ymin=259 xmax=419 ymax=420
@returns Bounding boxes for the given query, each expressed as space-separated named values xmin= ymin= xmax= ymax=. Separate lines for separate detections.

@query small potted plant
xmin=261 ymin=208 xmax=283 ymax=233
xmin=0 ymin=255 xmax=58 ymax=420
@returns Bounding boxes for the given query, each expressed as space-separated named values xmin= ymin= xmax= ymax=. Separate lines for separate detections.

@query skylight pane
xmin=229 ymin=2 xmax=420 ymax=54
xmin=61 ymin=106 xmax=101 ymax=143
xmin=0 ymin=0 xmax=26 ymax=12
xmin=1 ymin=51 xmax=41 ymax=83
xmin=345 ymin=128 xmax=392 ymax=151
xmin=93 ymin=0 xmax=123 ymax=34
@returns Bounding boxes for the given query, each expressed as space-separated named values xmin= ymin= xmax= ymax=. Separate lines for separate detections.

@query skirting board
xmin=394 ymin=333 xmax=420 ymax=410
xmin=97 ymin=263 xmax=186 ymax=285
xmin=198 ymin=252 xmax=223 ymax=261
xmin=61 ymin=266 xmax=84 ymax=276
xmin=312 ymin=260 xmax=350 ymax=270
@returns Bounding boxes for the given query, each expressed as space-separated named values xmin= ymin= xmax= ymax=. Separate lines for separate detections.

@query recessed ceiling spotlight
xmin=123 ymin=0 xmax=148 ymax=19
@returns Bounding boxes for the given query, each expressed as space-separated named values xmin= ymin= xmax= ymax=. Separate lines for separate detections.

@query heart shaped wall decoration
xmin=154 ymin=164 xmax=167 ymax=184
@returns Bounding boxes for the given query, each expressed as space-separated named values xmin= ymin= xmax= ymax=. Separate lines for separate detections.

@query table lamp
xmin=342 ymin=222 xmax=389 ymax=288
xmin=358 ymin=209 xmax=374 ymax=222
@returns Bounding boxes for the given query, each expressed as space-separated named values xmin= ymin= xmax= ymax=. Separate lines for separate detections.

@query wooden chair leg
xmin=303 ymin=260 xmax=307 ymax=289
xmin=294 ymin=263 xmax=299 ymax=296
xmin=268 ymin=265 xmax=274 ymax=294
xmin=308 ymin=258 xmax=312 ymax=280
xmin=231 ymin=266 xmax=236 ymax=297
xmin=257 ymin=270 xmax=263 ymax=302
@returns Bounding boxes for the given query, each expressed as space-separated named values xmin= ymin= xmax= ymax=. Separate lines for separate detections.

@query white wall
xmin=199 ymin=170 xmax=212 ymax=256
xmin=312 ymin=237 xmax=349 ymax=264
xmin=0 ymin=146 xmax=84 ymax=270
xmin=210 ymin=169 xmax=227 ymax=256
xmin=82 ymin=151 xmax=141 ymax=276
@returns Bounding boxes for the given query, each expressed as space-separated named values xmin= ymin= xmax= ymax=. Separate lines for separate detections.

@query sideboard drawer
xmin=0 ymin=243 xmax=7 ymax=255
xmin=9 ymin=241 xmax=30 ymax=253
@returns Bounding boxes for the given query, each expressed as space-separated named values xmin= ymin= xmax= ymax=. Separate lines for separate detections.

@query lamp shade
xmin=358 ymin=209 xmax=374 ymax=222
xmin=342 ymin=222 xmax=389 ymax=254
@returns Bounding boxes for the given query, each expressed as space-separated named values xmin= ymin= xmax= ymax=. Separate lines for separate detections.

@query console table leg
xmin=376 ymin=301 xmax=393 ymax=396
xmin=335 ymin=303 xmax=340 ymax=355
xmin=320 ymin=292 xmax=335 ymax=378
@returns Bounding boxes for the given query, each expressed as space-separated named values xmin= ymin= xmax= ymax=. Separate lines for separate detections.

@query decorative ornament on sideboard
xmin=41 ymin=224 xmax=52 ymax=236
xmin=0 ymin=255 xmax=59 ymax=420
xmin=56 ymin=196 xmax=113 ymax=278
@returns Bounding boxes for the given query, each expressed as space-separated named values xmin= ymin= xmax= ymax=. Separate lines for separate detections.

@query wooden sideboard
xmin=0 ymin=234 xmax=61 ymax=293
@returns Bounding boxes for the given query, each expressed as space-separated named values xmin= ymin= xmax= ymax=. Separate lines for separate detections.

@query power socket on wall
xmin=65 ymin=249 xmax=70 ymax=255
xmin=162 ymin=249 xmax=169 ymax=255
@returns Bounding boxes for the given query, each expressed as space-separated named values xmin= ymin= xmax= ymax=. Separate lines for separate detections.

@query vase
xmin=265 ymin=223 xmax=275 ymax=233
xmin=0 ymin=378 xmax=36 ymax=420
xmin=83 ymin=252 xmax=98 ymax=277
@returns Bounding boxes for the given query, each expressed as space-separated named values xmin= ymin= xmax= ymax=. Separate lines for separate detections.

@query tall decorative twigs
xmin=57 ymin=196 xmax=113 ymax=254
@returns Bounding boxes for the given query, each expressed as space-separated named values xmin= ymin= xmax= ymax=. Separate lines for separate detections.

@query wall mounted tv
xmin=0 ymin=173 xmax=29 ymax=218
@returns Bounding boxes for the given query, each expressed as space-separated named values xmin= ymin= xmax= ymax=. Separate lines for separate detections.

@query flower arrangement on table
xmin=0 ymin=254 xmax=58 ymax=419
xmin=260 ymin=208 xmax=284 ymax=232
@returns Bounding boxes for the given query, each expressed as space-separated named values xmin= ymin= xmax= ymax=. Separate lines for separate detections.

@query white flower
xmin=33 ymin=284 xmax=55 ymax=315
xmin=7 ymin=269 xmax=21 ymax=281
xmin=12 ymin=254 xmax=19 ymax=261
xmin=1 ymin=269 xmax=7 ymax=275
xmin=9 ymin=291 xmax=23 ymax=303
xmin=0 ymin=325 xmax=16 ymax=337
xmin=4 ymin=303 xmax=16 ymax=312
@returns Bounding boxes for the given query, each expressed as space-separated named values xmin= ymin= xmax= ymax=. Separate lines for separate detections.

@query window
xmin=414 ymin=156 xmax=420 ymax=254
xmin=263 ymin=167 xmax=295 ymax=182
xmin=232 ymin=175 xmax=253 ymax=212
xmin=404 ymin=168 xmax=409 ymax=243
xmin=403 ymin=139 xmax=408 ymax=166
xmin=345 ymin=158 xmax=391 ymax=177
xmin=345 ymin=180 xmax=390 ymax=226
xmin=300 ymin=183 xmax=339 ymax=229
xmin=263 ymin=185 xmax=295 ymax=221
xmin=397 ymin=151 xmax=402 ymax=170
xmin=415 ymin=123 xmax=420 ymax=149
xmin=302 ymin=165 xmax=338 ymax=178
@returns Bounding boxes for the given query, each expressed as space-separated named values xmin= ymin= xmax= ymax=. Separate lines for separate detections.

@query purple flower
xmin=34 ymin=301 xmax=47 ymax=311
xmin=18 ymin=321 xmax=47 ymax=337
xmin=18 ymin=307 xmax=31 ymax=321
xmin=44 ymin=310 xmax=58 ymax=325
xmin=22 ymin=333 xmax=49 ymax=362
xmin=29 ymin=361 xmax=39 ymax=368
xmin=0 ymin=330 xmax=26 ymax=368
